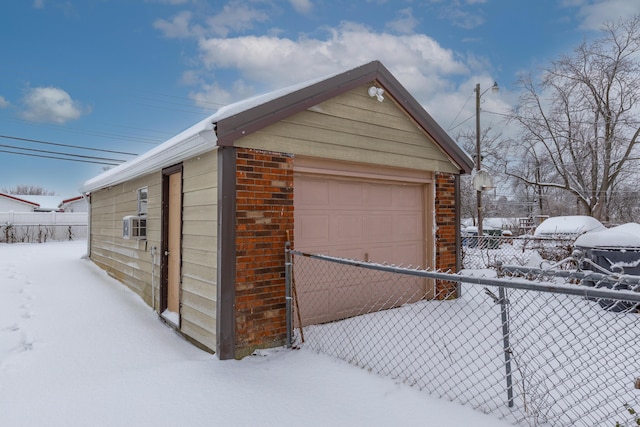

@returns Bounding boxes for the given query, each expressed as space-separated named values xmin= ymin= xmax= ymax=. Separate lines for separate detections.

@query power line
xmin=0 ymin=134 xmax=137 ymax=156
xmin=0 ymin=149 xmax=121 ymax=165
xmin=0 ymin=143 xmax=127 ymax=163
xmin=446 ymin=91 xmax=474 ymax=131
xmin=0 ymin=118 xmax=167 ymax=145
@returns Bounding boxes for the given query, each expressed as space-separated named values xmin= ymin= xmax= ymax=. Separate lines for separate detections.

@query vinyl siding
xmin=180 ymin=151 xmax=218 ymax=351
xmin=88 ymin=149 xmax=218 ymax=353
xmin=89 ymin=173 xmax=161 ymax=304
xmin=234 ymin=84 xmax=461 ymax=174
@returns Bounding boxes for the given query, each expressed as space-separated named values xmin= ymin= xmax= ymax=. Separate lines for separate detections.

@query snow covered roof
xmin=533 ymin=215 xmax=606 ymax=237
xmin=80 ymin=70 xmax=345 ymax=194
xmin=0 ymin=193 xmax=39 ymax=207
xmin=575 ymin=223 xmax=640 ymax=249
xmin=81 ymin=60 xmax=472 ymax=193
xmin=0 ymin=194 xmax=83 ymax=211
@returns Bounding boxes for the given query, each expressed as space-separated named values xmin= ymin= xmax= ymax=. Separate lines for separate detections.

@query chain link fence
xmin=462 ymin=235 xmax=576 ymax=270
xmin=286 ymin=248 xmax=640 ymax=427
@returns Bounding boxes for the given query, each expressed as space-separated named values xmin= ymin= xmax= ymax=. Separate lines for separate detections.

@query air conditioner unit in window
xmin=123 ymin=215 xmax=147 ymax=240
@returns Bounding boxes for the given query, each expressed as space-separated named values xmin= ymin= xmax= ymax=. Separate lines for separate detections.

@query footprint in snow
xmin=1 ymin=323 xmax=20 ymax=332
xmin=22 ymin=334 xmax=34 ymax=351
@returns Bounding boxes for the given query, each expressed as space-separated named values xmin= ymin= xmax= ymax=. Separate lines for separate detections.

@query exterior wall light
xmin=368 ymin=86 xmax=384 ymax=102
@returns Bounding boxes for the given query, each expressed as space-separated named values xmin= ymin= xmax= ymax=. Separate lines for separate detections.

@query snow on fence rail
xmin=286 ymin=248 xmax=640 ymax=426
xmin=0 ymin=211 xmax=88 ymax=243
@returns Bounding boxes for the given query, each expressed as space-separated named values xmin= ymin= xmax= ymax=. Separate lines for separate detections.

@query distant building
xmin=0 ymin=193 xmax=87 ymax=213
xmin=0 ymin=193 xmax=40 ymax=212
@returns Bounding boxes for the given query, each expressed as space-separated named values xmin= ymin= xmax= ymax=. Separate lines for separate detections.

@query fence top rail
xmin=500 ymin=264 xmax=640 ymax=286
xmin=288 ymin=249 xmax=640 ymax=303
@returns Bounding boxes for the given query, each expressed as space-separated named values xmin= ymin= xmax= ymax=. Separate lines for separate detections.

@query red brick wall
xmin=234 ymin=147 xmax=294 ymax=357
xmin=434 ymin=172 xmax=458 ymax=299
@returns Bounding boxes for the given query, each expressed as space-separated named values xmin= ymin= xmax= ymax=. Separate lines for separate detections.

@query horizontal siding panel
xmin=182 ymin=262 xmax=216 ymax=285
xmin=316 ymin=89 xmax=407 ymax=116
xmin=179 ymin=314 xmax=215 ymax=352
xmin=183 ymin=187 xmax=216 ymax=207
xmin=182 ymin=171 xmax=217 ymax=192
xmin=182 ymin=274 xmax=217 ymax=300
xmin=300 ymin=104 xmax=426 ymax=141
xmin=235 ymin=84 xmax=460 ymax=174
xmin=237 ymin=132 xmax=459 ymax=173
xmin=182 ymin=220 xmax=216 ymax=238
xmin=182 ymin=288 xmax=216 ymax=318
xmin=88 ymin=172 xmax=162 ymax=310
xmin=258 ymin=120 xmax=445 ymax=160
xmin=182 ymin=234 xmax=218 ymax=253
xmin=182 ymin=205 xmax=216 ymax=222
xmin=182 ymin=247 xmax=216 ymax=270
xmin=287 ymin=109 xmax=435 ymax=149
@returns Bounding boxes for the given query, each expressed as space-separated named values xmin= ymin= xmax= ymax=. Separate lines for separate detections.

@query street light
xmin=475 ymin=81 xmax=499 ymax=241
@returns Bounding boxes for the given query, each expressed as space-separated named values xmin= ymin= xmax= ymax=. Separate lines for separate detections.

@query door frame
xmin=160 ymin=163 xmax=184 ymax=321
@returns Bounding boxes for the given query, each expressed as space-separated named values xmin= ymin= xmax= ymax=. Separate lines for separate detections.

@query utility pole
xmin=475 ymin=83 xmax=483 ymax=239
xmin=475 ymin=81 xmax=498 ymax=243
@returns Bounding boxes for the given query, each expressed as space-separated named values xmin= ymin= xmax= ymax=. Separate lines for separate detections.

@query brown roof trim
xmin=0 ymin=193 xmax=40 ymax=207
xmin=60 ymin=195 xmax=83 ymax=204
xmin=215 ymin=60 xmax=473 ymax=174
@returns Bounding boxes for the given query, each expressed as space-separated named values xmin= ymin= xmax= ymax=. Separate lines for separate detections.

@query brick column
xmin=234 ymin=148 xmax=294 ymax=357
xmin=434 ymin=172 xmax=458 ymax=299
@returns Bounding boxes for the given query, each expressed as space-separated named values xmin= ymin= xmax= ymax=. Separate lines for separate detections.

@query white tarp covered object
xmin=534 ymin=215 xmax=606 ymax=237
xmin=575 ymin=223 xmax=640 ymax=249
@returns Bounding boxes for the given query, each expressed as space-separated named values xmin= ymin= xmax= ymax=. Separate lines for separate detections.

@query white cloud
xmin=570 ymin=0 xmax=640 ymax=30
xmin=386 ymin=8 xmax=419 ymax=34
xmin=189 ymin=80 xmax=256 ymax=109
xmin=205 ymin=2 xmax=270 ymax=37
xmin=155 ymin=2 xmax=271 ymax=39
xmin=154 ymin=11 xmax=200 ymax=38
xmin=429 ymin=0 xmax=485 ymax=29
xmin=0 ymin=96 xmax=9 ymax=108
xmin=289 ymin=0 xmax=313 ymax=15
xmin=192 ymin=22 xmax=469 ymax=116
xmin=19 ymin=87 xmax=89 ymax=124
xmin=33 ymin=0 xmax=44 ymax=9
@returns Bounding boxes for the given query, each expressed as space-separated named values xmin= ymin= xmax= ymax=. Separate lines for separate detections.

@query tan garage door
xmin=294 ymin=173 xmax=428 ymax=326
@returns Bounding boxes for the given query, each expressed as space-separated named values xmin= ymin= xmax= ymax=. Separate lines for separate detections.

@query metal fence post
xmin=499 ymin=286 xmax=514 ymax=408
xmin=285 ymin=241 xmax=292 ymax=348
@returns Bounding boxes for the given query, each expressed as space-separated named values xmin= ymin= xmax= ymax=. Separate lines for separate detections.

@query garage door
xmin=294 ymin=174 xmax=428 ymax=326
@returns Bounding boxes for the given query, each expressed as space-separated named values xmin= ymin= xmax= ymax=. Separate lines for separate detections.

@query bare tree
xmin=2 ymin=185 xmax=55 ymax=195
xmin=457 ymin=126 xmax=504 ymax=224
xmin=506 ymin=15 xmax=640 ymax=222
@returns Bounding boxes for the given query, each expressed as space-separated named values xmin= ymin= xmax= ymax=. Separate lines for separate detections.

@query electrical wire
xmin=0 ymin=134 xmax=137 ymax=156
xmin=0 ymin=149 xmax=121 ymax=165
xmin=446 ymin=91 xmax=474 ymax=131
xmin=0 ymin=143 xmax=127 ymax=163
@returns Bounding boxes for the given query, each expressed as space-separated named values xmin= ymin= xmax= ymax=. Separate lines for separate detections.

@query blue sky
xmin=1 ymin=0 xmax=639 ymax=196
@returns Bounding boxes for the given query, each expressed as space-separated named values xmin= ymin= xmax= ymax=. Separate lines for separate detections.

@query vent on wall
xmin=123 ymin=215 xmax=147 ymax=240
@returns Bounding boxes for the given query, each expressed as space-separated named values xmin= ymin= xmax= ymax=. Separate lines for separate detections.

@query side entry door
xmin=161 ymin=165 xmax=183 ymax=326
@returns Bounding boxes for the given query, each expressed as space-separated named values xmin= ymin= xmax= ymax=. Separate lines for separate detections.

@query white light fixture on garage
xmin=368 ymin=86 xmax=384 ymax=102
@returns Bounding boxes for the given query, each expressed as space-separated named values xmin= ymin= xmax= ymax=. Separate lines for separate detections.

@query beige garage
xmin=82 ymin=60 xmax=472 ymax=359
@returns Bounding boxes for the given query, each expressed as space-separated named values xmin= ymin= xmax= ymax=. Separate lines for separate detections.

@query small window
xmin=137 ymin=187 xmax=148 ymax=216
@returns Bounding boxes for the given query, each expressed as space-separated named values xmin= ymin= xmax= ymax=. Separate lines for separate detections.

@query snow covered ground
xmin=0 ymin=241 xmax=512 ymax=427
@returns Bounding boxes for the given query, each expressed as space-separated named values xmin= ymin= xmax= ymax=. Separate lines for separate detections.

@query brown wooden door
xmin=162 ymin=167 xmax=182 ymax=326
